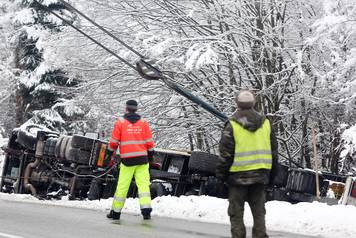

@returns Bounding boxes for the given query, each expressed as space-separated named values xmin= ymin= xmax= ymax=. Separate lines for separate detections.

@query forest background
xmin=0 ymin=0 xmax=355 ymax=174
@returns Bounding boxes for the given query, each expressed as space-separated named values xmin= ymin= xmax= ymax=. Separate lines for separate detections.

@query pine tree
xmin=11 ymin=0 xmax=89 ymax=133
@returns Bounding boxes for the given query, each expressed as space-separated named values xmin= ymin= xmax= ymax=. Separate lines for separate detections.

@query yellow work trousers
xmin=112 ymin=163 xmax=151 ymax=212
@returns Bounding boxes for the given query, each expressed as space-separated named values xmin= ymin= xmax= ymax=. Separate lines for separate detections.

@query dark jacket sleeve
xmin=216 ymin=121 xmax=235 ymax=181
xmin=269 ymin=125 xmax=279 ymax=183
xmin=148 ymin=150 xmax=154 ymax=162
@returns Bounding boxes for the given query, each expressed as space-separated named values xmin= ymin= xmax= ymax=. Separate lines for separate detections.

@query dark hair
xmin=126 ymin=100 xmax=138 ymax=113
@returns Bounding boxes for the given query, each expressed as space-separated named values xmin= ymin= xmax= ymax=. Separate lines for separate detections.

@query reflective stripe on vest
xmin=120 ymin=151 xmax=148 ymax=158
xmin=229 ymin=119 xmax=272 ymax=172
xmin=120 ymin=139 xmax=153 ymax=146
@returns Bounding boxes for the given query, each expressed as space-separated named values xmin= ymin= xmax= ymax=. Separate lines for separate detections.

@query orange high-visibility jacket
xmin=108 ymin=118 xmax=154 ymax=160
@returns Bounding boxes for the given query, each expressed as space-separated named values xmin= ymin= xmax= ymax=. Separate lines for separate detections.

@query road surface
xmin=0 ymin=199 xmax=317 ymax=238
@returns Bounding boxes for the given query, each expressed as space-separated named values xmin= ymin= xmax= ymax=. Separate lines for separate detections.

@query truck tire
xmin=88 ymin=179 xmax=103 ymax=200
xmin=188 ymin=151 xmax=218 ymax=175
xmin=47 ymin=138 xmax=57 ymax=157
xmin=17 ymin=127 xmax=37 ymax=150
xmin=17 ymin=124 xmax=53 ymax=151
xmin=60 ymin=136 xmax=71 ymax=160
xmin=150 ymin=182 xmax=169 ymax=199
xmin=71 ymin=135 xmax=96 ymax=151
xmin=270 ymin=163 xmax=289 ymax=187
xmin=55 ymin=136 xmax=64 ymax=159
xmin=64 ymin=137 xmax=73 ymax=160
xmin=102 ymin=178 xmax=117 ymax=199
xmin=67 ymin=148 xmax=91 ymax=164
xmin=43 ymin=139 xmax=51 ymax=156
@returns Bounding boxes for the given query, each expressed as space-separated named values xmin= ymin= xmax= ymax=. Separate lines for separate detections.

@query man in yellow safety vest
xmin=216 ymin=90 xmax=278 ymax=238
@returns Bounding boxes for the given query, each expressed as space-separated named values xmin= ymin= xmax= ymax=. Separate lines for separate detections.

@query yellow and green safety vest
xmin=229 ymin=119 xmax=272 ymax=172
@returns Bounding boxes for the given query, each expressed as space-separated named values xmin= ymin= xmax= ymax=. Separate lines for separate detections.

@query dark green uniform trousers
xmin=228 ymin=184 xmax=268 ymax=238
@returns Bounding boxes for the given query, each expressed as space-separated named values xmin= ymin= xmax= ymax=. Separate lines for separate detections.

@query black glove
xmin=113 ymin=154 xmax=120 ymax=164
xmin=148 ymin=150 xmax=154 ymax=163
xmin=105 ymin=149 xmax=113 ymax=160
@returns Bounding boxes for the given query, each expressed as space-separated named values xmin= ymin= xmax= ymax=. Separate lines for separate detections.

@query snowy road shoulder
xmin=0 ymin=193 xmax=356 ymax=238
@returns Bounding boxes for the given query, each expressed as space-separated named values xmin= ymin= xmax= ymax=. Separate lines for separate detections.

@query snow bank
xmin=0 ymin=193 xmax=356 ymax=238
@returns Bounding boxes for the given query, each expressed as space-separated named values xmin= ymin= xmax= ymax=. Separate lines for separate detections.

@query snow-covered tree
xmin=297 ymin=0 xmax=356 ymax=173
xmin=7 ymin=0 xmax=92 ymax=133
xmin=1 ymin=0 xmax=355 ymax=174
xmin=0 ymin=1 xmax=19 ymax=136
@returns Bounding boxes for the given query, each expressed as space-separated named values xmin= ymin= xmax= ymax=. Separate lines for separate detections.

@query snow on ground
xmin=0 ymin=192 xmax=355 ymax=238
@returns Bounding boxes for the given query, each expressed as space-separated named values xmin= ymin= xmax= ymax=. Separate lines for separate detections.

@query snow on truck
xmin=1 ymin=0 xmax=352 ymax=205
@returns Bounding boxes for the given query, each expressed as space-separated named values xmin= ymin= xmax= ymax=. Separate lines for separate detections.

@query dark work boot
xmin=141 ymin=208 xmax=152 ymax=220
xmin=106 ymin=210 xmax=121 ymax=220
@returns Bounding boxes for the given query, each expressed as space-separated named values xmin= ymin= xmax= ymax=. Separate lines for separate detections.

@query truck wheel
xmin=67 ymin=148 xmax=91 ymax=164
xmin=185 ymin=190 xmax=198 ymax=196
xmin=188 ymin=151 xmax=218 ymax=175
xmin=88 ymin=179 xmax=102 ymax=200
xmin=64 ymin=137 xmax=73 ymax=160
xmin=102 ymin=178 xmax=117 ymax=199
xmin=17 ymin=125 xmax=44 ymax=150
xmin=150 ymin=182 xmax=168 ymax=199
xmin=60 ymin=136 xmax=71 ymax=160
xmin=43 ymin=139 xmax=51 ymax=156
xmin=71 ymin=135 xmax=96 ymax=151
xmin=17 ymin=124 xmax=54 ymax=151
xmin=47 ymin=138 xmax=57 ymax=157
xmin=270 ymin=163 xmax=289 ymax=187
xmin=55 ymin=136 xmax=64 ymax=159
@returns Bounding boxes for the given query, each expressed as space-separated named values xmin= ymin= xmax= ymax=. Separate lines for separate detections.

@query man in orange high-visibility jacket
xmin=106 ymin=100 xmax=155 ymax=220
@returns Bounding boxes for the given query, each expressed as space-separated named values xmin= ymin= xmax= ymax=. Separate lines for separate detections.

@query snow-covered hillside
xmin=0 ymin=192 xmax=355 ymax=238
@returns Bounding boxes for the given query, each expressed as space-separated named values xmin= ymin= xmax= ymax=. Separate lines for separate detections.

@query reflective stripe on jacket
xmin=229 ymin=119 xmax=272 ymax=172
xmin=108 ymin=118 xmax=154 ymax=159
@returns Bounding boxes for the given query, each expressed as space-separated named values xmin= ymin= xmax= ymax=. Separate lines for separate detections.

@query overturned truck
xmin=0 ymin=123 xmax=349 ymax=203
xmin=0 ymin=125 xmax=225 ymax=200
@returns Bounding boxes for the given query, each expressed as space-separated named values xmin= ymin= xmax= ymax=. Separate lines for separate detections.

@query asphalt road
xmin=0 ymin=199 xmax=317 ymax=238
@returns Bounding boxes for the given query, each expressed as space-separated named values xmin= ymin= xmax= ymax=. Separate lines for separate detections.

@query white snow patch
xmin=185 ymin=44 xmax=203 ymax=71
xmin=33 ymin=82 xmax=52 ymax=92
xmin=185 ymin=44 xmax=219 ymax=71
xmin=341 ymin=124 xmax=356 ymax=158
xmin=53 ymin=100 xmax=84 ymax=117
xmin=13 ymin=8 xmax=36 ymax=25
xmin=344 ymin=48 xmax=356 ymax=69
xmin=31 ymin=109 xmax=65 ymax=124
xmin=21 ymin=25 xmax=43 ymax=40
xmin=19 ymin=63 xmax=55 ymax=89
xmin=0 ymin=193 xmax=356 ymax=237
xmin=35 ymin=62 xmax=54 ymax=78
xmin=149 ymin=38 xmax=173 ymax=57
xmin=42 ymin=0 xmax=60 ymax=7
xmin=195 ymin=45 xmax=219 ymax=69
xmin=187 ymin=9 xmax=195 ymax=18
